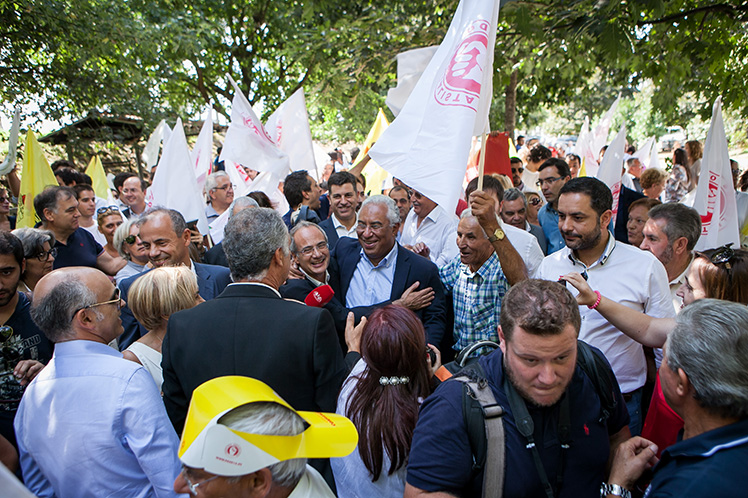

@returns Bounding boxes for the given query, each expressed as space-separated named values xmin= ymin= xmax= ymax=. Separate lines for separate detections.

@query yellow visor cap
xmin=178 ymin=376 xmax=358 ymax=476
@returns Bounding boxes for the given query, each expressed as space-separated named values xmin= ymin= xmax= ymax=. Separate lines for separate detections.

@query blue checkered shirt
xmin=439 ymin=252 xmax=508 ymax=352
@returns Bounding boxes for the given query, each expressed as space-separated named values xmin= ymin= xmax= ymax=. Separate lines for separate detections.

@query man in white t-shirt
xmin=73 ymin=185 xmax=107 ymax=246
xmin=536 ymin=177 xmax=674 ymax=436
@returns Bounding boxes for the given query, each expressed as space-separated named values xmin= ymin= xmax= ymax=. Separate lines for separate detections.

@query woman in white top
xmin=123 ymin=266 xmax=203 ymax=392
xmin=332 ymin=305 xmax=440 ymax=498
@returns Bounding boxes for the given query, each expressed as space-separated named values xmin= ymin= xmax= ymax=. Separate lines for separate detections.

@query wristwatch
xmin=487 ymin=227 xmax=505 ymax=242
xmin=600 ymin=483 xmax=631 ymax=498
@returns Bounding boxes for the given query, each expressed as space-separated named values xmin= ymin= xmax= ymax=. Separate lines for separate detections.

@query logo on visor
xmin=225 ymin=444 xmax=241 ymax=457
xmin=434 ymin=19 xmax=490 ymax=111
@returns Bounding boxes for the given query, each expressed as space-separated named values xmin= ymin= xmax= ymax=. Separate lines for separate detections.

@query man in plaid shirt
xmin=439 ymin=209 xmax=509 ymax=353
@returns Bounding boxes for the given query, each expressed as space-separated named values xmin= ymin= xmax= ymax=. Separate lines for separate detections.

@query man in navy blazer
xmin=332 ymin=196 xmax=447 ymax=345
xmin=117 ymin=208 xmax=231 ymax=351
xmin=318 ymin=171 xmax=359 ymax=250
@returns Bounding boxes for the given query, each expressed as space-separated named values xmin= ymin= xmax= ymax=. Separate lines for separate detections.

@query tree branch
xmin=638 ymin=3 xmax=748 ymax=26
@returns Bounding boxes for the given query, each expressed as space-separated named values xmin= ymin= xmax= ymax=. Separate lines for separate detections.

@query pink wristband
xmin=588 ymin=290 xmax=602 ymax=310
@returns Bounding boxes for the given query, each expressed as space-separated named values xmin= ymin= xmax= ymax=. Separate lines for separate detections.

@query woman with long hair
xmin=664 ymin=148 xmax=692 ymax=202
xmin=332 ymin=305 xmax=439 ymax=497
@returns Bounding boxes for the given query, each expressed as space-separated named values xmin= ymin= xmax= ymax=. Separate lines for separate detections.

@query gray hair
xmin=648 ymin=203 xmax=702 ymax=251
xmin=30 ymin=277 xmax=99 ymax=343
xmin=502 ymin=188 xmax=528 ymax=208
xmin=229 ymin=196 xmax=259 ymax=219
xmin=665 ymin=299 xmax=748 ymax=419
xmin=12 ymin=228 xmax=56 ymax=259
xmin=219 ymin=402 xmax=306 ymax=488
xmin=113 ymin=219 xmax=138 ymax=260
xmin=223 ymin=208 xmax=289 ymax=281
xmin=137 ymin=207 xmax=188 ymax=236
xmin=360 ymin=195 xmax=400 ymax=226
xmin=289 ymin=221 xmax=328 ymax=255
xmin=204 ymin=171 xmax=230 ymax=196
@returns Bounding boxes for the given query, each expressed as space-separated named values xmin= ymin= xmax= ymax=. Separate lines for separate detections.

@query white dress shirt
xmin=401 ymin=205 xmax=458 ymax=267
xmin=503 ymin=223 xmax=545 ymax=277
xmin=536 ymin=234 xmax=675 ymax=393
xmin=332 ymin=213 xmax=358 ymax=240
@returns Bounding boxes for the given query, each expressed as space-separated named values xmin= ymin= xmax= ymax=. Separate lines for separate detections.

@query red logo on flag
xmin=700 ymin=172 xmax=720 ymax=233
xmin=434 ymin=19 xmax=490 ymax=111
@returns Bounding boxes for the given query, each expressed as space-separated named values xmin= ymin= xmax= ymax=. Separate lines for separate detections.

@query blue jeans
xmin=625 ymin=387 xmax=643 ymax=436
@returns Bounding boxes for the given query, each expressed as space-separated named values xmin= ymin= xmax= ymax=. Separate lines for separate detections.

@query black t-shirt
xmin=53 ymin=227 xmax=103 ymax=270
xmin=0 ymin=292 xmax=54 ymax=448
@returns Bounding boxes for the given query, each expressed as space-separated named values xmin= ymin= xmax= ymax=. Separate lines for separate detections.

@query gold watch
xmin=488 ymin=227 xmax=505 ymax=242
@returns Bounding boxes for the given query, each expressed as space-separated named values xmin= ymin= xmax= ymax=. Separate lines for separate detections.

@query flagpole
xmin=477 ymin=133 xmax=487 ymax=191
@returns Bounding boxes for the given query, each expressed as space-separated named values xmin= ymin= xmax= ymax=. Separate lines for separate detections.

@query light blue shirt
xmin=537 ymin=203 xmax=565 ymax=254
xmin=345 ymin=244 xmax=398 ymax=308
xmin=15 ymin=340 xmax=183 ymax=498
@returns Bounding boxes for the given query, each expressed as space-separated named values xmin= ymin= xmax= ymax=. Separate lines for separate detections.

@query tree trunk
xmin=504 ymin=69 xmax=518 ymax=140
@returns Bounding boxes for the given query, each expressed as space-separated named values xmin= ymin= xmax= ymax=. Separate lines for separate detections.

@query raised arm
xmin=562 ymin=272 xmax=675 ymax=348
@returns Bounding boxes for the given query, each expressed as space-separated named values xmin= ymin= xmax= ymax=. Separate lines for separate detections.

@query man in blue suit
xmin=318 ymin=171 xmax=359 ymax=250
xmin=117 ymin=208 xmax=231 ymax=351
xmin=332 ymin=195 xmax=447 ymax=345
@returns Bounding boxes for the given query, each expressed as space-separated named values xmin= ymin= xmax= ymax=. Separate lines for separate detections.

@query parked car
xmin=659 ymin=126 xmax=687 ymax=152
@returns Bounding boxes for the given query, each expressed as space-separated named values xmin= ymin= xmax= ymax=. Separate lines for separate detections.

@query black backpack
xmin=450 ymin=339 xmax=618 ymax=498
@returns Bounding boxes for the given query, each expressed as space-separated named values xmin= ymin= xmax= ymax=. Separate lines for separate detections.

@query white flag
xmin=693 ymin=97 xmax=740 ymax=251
xmin=591 ymin=95 xmax=620 ymax=156
xmin=265 ymin=88 xmax=316 ymax=176
xmin=247 ymin=171 xmax=289 ymax=216
xmin=191 ymin=105 xmax=214 ymax=195
xmin=0 ymin=106 xmax=21 ymax=176
xmin=142 ymin=120 xmax=171 ymax=170
xmin=369 ymin=0 xmax=500 ymax=214
xmin=224 ymin=159 xmax=254 ymax=197
xmin=208 ymin=207 xmax=230 ymax=245
xmin=573 ymin=117 xmax=599 ymax=177
xmin=146 ymin=118 xmax=210 ymax=234
xmin=220 ymin=75 xmax=290 ymax=177
xmin=596 ymin=125 xmax=627 ymax=227
xmin=386 ymin=46 xmax=439 ymax=117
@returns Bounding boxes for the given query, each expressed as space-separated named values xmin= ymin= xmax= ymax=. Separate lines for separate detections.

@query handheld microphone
xmin=304 ymin=284 xmax=334 ymax=307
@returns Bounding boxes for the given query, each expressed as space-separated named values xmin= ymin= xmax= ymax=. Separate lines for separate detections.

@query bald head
xmin=32 ymin=267 xmax=121 ymax=344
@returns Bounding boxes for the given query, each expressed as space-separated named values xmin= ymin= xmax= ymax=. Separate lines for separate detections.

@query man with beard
xmin=0 ymin=232 xmax=52 ymax=456
xmin=639 ymin=203 xmax=701 ymax=312
xmin=405 ymin=279 xmax=630 ymax=497
xmin=536 ymin=178 xmax=674 ymax=435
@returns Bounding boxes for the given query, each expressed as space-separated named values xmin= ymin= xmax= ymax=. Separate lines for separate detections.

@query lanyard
xmin=504 ymin=376 xmax=571 ymax=498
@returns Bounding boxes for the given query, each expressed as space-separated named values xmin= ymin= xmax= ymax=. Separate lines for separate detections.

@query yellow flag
xmin=17 ymin=131 xmax=59 ymax=228
xmin=578 ymin=156 xmax=587 ymax=178
xmin=358 ymin=109 xmax=390 ymax=194
xmin=85 ymin=155 xmax=110 ymax=200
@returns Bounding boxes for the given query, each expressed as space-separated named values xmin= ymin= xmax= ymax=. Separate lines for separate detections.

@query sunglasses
xmin=124 ymin=235 xmax=138 ymax=245
xmin=528 ymin=197 xmax=542 ymax=206
xmin=511 ymin=167 xmax=524 ymax=174
xmin=97 ymin=206 xmax=120 ymax=215
xmin=708 ymin=243 xmax=736 ymax=270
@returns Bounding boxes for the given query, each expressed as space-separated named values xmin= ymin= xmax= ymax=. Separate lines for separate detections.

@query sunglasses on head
xmin=97 ymin=206 xmax=120 ymax=215
xmin=708 ymin=243 xmax=736 ymax=270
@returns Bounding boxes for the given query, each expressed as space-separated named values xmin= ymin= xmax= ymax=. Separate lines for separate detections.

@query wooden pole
xmin=477 ymin=133 xmax=488 ymax=191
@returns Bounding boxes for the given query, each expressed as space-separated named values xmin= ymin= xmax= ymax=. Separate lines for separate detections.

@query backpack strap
xmin=453 ymin=363 xmax=506 ymax=498
xmin=576 ymin=340 xmax=617 ymax=423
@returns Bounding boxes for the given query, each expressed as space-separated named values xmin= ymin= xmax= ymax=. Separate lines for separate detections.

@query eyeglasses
xmin=97 ymin=206 xmax=120 ymax=215
xmin=124 ymin=235 xmax=138 ymax=245
xmin=299 ymin=241 xmax=328 ymax=256
xmin=528 ymin=197 xmax=542 ymax=206
xmin=0 ymin=197 xmax=9 ymax=203
xmin=181 ymin=466 xmax=219 ymax=496
xmin=72 ymin=288 xmax=122 ymax=320
xmin=511 ymin=167 xmax=524 ymax=174
xmin=709 ymin=243 xmax=736 ymax=270
xmin=212 ymin=184 xmax=233 ymax=192
xmin=536 ymin=177 xmax=563 ymax=187
xmin=32 ymin=248 xmax=57 ymax=262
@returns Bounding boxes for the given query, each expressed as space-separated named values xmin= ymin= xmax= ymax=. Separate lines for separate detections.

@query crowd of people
xmin=0 ymin=138 xmax=746 ymax=498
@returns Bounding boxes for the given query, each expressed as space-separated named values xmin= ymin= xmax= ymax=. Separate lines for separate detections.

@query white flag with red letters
xmin=693 ymin=97 xmax=740 ymax=251
xmin=369 ymin=0 xmax=500 ymax=214
xmin=595 ymin=125 xmax=627 ymax=227
xmin=265 ymin=88 xmax=315 ymax=177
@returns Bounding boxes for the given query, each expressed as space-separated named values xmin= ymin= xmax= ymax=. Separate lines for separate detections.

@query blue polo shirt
xmin=537 ymin=203 xmax=565 ymax=254
xmin=53 ymin=227 xmax=103 ymax=270
xmin=407 ymin=348 xmax=629 ymax=497
xmin=645 ymin=418 xmax=748 ymax=497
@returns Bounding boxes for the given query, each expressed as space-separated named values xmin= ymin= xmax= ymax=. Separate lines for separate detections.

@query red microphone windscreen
xmin=304 ymin=284 xmax=335 ymax=307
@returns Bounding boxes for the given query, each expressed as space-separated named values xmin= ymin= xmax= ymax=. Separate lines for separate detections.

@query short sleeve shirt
xmin=406 ymin=349 xmax=629 ymax=497
xmin=53 ymin=227 xmax=104 ymax=270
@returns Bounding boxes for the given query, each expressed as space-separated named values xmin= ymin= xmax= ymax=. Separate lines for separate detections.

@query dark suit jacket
xmin=203 ymin=242 xmax=229 ymax=267
xmin=615 ymin=186 xmax=645 ymax=244
xmin=161 ymin=283 xmax=347 ymax=434
xmin=331 ymin=238 xmax=447 ymax=345
xmin=117 ymin=262 xmax=232 ymax=351
xmin=318 ymin=216 xmax=339 ymax=249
